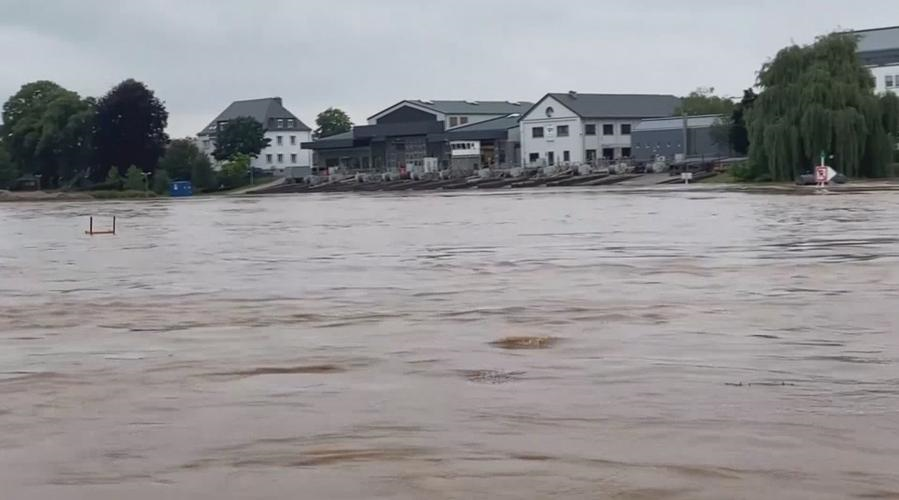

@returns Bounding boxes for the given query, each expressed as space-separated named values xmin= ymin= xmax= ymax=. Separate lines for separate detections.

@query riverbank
xmin=0 ymin=190 xmax=157 ymax=202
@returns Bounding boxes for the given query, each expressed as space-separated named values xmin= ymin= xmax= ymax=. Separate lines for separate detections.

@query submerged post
xmin=89 ymin=217 xmax=93 ymax=235
xmin=112 ymin=216 xmax=116 ymax=235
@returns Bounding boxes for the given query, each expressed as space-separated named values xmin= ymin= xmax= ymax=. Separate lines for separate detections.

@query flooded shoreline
xmin=2 ymin=190 xmax=898 ymax=499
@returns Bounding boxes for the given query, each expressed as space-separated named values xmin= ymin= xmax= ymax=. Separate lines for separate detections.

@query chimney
xmin=568 ymin=90 xmax=578 ymax=99
xmin=273 ymin=96 xmax=283 ymax=105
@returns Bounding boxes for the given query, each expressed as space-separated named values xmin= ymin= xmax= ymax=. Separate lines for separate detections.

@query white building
xmin=872 ymin=66 xmax=899 ymax=94
xmin=854 ymin=26 xmax=899 ymax=95
xmin=519 ymin=92 xmax=680 ymax=167
xmin=197 ymin=97 xmax=313 ymax=176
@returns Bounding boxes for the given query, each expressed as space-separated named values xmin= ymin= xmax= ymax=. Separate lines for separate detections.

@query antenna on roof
xmin=568 ymin=90 xmax=578 ymax=99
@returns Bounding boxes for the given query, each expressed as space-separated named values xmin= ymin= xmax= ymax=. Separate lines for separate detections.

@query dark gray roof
xmin=535 ymin=93 xmax=681 ymax=119
xmin=447 ymin=114 xmax=521 ymax=141
xmin=368 ymin=100 xmax=532 ymax=120
xmin=198 ymin=97 xmax=311 ymax=136
xmin=450 ymin=114 xmax=521 ymax=132
xmin=633 ymin=114 xmax=725 ymax=132
xmin=852 ymin=26 xmax=899 ymax=66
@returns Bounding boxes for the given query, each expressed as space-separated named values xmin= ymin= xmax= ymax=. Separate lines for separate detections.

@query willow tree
xmin=747 ymin=33 xmax=899 ymax=181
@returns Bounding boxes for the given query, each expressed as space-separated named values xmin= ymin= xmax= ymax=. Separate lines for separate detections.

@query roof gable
xmin=524 ymin=93 xmax=681 ymax=120
xmin=367 ymin=99 xmax=532 ymax=122
xmin=198 ymin=97 xmax=311 ymax=135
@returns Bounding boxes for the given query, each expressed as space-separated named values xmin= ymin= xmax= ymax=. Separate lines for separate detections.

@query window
xmin=532 ymin=127 xmax=544 ymax=138
xmin=290 ymin=135 xmax=297 ymax=145
xmin=557 ymin=125 xmax=569 ymax=137
xmin=268 ymin=118 xmax=275 ymax=128
xmin=602 ymin=124 xmax=614 ymax=135
xmin=602 ymin=148 xmax=614 ymax=159
xmin=563 ymin=151 xmax=570 ymax=162
xmin=888 ymin=75 xmax=895 ymax=88
xmin=547 ymin=152 xmax=555 ymax=166
xmin=585 ymin=124 xmax=596 ymax=135
xmin=287 ymin=119 xmax=295 ymax=128
xmin=266 ymin=154 xmax=273 ymax=164
xmin=277 ymin=136 xmax=283 ymax=145
xmin=621 ymin=124 xmax=632 ymax=135
xmin=529 ymin=153 xmax=540 ymax=163
xmin=449 ymin=116 xmax=459 ymax=127
xmin=460 ymin=117 xmax=469 ymax=125
xmin=277 ymin=119 xmax=284 ymax=129
xmin=291 ymin=153 xmax=297 ymax=163
xmin=586 ymin=149 xmax=596 ymax=161
xmin=622 ymin=147 xmax=632 ymax=158
xmin=277 ymin=154 xmax=284 ymax=163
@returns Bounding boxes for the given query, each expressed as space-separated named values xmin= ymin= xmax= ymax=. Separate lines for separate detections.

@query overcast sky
xmin=2 ymin=0 xmax=897 ymax=137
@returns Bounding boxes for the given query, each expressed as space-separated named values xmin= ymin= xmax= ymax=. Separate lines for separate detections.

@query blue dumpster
xmin=169 ymin=181 xmax=193 ymax=197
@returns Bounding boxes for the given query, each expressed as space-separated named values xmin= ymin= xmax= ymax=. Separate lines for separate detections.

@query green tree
xmin=152 ymin=169 xmax=171 ymax=194
xmin=104 ymin=165 xmax=122 ymax=189
xmin=0 ymin=139 xmax=18 ymax=188
xmin=213 ymin=117 xmax=269 ymax=161
xmin=747 ymin=33 xmax=899 ymax=181
xmin=158 ymin=138 xmax=216 ymax=189
xmin=728 ymin=89 xmax=757 ymax=156
xmin=218 ymin=153 xmax=250 ymax=188
xmin=125 ymin=165 xmax=145 ymax=191
xmin=314 ymin=107 xmax=352 ymax=138
xmin=94 ymin=79 xmax=168 ymax=179
xmin=1 ymin=81 xmax=95 ymax=187
xmin=675 ymin=87 xmax=735 ymax=116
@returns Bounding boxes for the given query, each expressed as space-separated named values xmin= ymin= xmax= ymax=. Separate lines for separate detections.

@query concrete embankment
xmin=249 ymin=170 xmax=670 ymax=195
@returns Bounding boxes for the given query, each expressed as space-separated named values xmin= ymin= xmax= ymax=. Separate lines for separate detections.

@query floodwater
xmin=1 ymin=188 xmax=898 ymax=500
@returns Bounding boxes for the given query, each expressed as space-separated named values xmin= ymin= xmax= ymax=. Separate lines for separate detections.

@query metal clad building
xmin=631 ymin=115 xmax=730 ymax=162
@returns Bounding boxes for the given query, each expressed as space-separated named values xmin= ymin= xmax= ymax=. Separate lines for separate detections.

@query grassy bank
xmin=0 ymin=189 xmax=159 ymax=202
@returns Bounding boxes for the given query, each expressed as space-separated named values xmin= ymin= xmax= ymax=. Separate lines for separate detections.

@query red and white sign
xmin=815 ymin=165 xmax=827 ymax=184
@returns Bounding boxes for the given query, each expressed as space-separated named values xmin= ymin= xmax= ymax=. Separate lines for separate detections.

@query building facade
xmin=197 ymin=97 xmax=312 ymax=175
xmin=519 ymin=92 xmax=681 ymax=168
xmin=303 ymin=100 xmax=530 ymax=173
xmin=854 ymin=26 xmax=899 ymax=95
xmin=631 ymin=115 xmax=731 ymax=162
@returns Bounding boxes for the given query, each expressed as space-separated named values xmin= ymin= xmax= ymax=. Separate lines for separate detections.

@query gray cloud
xmin=2 ymin=0 xmax=897 ymax=137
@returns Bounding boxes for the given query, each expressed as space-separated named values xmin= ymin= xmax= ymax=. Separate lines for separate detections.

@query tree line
xmin=676 ymin=33 xmax=899 ymax=181
xmin=0 ymin=79 xmax=170 ymax=190
xmin=1 ymin=78 xmax=356 ymax=191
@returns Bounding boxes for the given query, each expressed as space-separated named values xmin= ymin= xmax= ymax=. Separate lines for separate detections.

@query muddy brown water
xmin=1 ymin=188 xmax=898 ymax=499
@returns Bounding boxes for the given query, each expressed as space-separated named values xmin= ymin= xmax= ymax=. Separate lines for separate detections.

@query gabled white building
xmin=197 ymin=97 xmax=313 ymax=175
xmin=519 ymin=92 xmax=680 ymax=167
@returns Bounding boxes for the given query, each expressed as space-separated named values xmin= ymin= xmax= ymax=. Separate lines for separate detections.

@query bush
xmin=218 ymin=154 xmax=250 ymax=189
xmin=89 ymin=190 xmax=157 ymax=199
xmin=105 ymin=166 xmax=122 ymax=189
xmin=152 ymin=169 xmax=170 ymax=195
xmin=125 ymin=165 xmax=145 ymax=191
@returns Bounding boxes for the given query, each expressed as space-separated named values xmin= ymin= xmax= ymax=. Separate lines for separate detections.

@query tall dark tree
xmin=747 ymin=33 xmax=899 ymax=181
xmin=212 ymin=116 xmax=269 ymax=161
xmin=728 ymin=88 xmax=757 ymax=156
xmin=0 ymin=137 xmax=18 ymax=188
xmin=314 ymin=107 xmax=353 ymax=138
xmin=1 ymin=80 xmax=95 ymax=187
xmin=94 ymin=79 xmax=168 ymax=178
xmin=158 ymin=138 xmax=216 ymax=189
